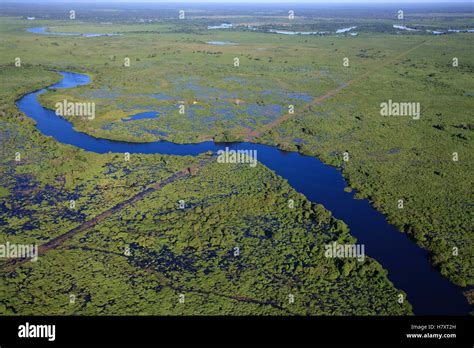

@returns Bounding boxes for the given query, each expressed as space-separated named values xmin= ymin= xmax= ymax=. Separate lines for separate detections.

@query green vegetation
xmin=0 ymin=121 xmax=412 ymax=314
xmin=0 ymin=2 xmax=472 ymax=315
xmin=0 ymin=51 xmax=411 ymax=316
xmin=258 ymin=35 xmax=474 ymax=286
xmin=2 ymin=15 xmax=469 ymax=286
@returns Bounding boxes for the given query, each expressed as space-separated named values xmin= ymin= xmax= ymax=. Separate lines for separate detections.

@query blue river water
xmin=15 ymin=71 xmax=470 ymax=315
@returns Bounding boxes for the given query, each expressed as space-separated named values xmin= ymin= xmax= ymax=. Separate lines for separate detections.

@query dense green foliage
xmin=1 ymin=139 xmax=412 ymax=314
xmin=2 ymin=15 xmax=469 ymax=286
xmin=0 ymin=66 xmax=412 ymax=315
xmin=0 ymin=3 xmax=472 ymax=315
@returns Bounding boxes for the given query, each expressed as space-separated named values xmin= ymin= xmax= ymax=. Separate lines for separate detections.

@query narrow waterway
xmin=15 ymin=71 xmax=470 ymax=315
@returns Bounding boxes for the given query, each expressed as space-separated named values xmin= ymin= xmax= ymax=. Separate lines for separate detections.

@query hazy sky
xmin=16 ymin=0 xmax=473 ymax=3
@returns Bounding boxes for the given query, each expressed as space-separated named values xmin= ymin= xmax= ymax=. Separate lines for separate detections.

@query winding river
xmin=15 ymin=71 xmax=470 ymax=315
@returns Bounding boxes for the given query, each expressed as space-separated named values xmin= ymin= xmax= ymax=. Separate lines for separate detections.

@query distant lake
xmin=26 ymin=27 xmax=120 ymax=37
xmin=265 ymin=27 xmax=360 ymax=36
xmin=393 ymin=25 xmax=418 ymax=32
xmin=206 ymin=41 xmax=237 ymax=45
xmin=336 ymin=26 xmax=357 ymax=33
xmin=268 ymin=29 xmax=327 ymax=35
xmin=207 ymin=23 xmax=233 ymax=30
